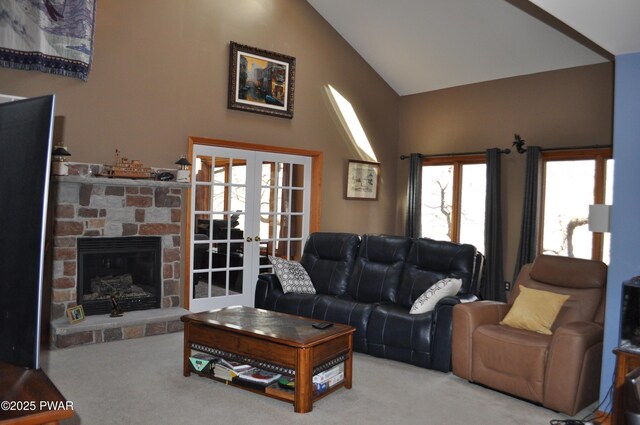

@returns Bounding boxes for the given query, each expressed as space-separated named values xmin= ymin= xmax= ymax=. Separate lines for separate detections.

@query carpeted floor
xmin=41 ymin=332 xmax=597 ymax=425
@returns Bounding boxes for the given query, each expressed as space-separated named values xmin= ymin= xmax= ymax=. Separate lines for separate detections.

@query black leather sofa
xmin=255 ymin=232 xmax=483 ymax=372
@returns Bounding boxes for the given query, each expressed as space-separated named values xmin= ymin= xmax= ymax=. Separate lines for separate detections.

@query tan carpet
xmin=41 ymin=332 xmax=595 ymax=425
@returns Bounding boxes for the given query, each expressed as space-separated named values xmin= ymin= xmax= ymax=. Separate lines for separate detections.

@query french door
xmin=189 ymin=144 xmax=312 ymax=312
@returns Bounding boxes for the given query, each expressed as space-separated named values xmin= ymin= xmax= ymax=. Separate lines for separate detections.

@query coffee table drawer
xmin=189 ymin=323 xmax=297 ymax=367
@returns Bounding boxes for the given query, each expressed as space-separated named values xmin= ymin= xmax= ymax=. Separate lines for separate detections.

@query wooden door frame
xmin=184 ymin=136 xmax=323 ymax=310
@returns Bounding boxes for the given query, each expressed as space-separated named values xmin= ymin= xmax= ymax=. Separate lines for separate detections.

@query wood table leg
xmin=345 ymin=335 xmax=353 ymax=389
xmin=183 ymin=322 xmax=191 ymax=377
xmin=294 ymin=347 xmax=313 ymax=413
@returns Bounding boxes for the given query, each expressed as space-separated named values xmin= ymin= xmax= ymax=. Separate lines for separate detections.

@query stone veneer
xmin=50 ymin=169 xmax=189 ymax=348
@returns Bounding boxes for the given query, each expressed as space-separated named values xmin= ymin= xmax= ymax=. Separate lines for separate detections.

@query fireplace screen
xmin=77 ymin=237 xmax=162 ymax=315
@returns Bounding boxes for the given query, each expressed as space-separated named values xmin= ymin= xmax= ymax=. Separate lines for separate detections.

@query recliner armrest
xmin=255 ymin=273 xmax=284 ymax=310
xmin=452 ymin=301 xmax=510 ymax=380
xmin=544 ymin=321 xmax=604 ymax=415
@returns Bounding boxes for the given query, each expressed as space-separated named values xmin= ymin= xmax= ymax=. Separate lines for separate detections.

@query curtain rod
xmin=400 ymin=149 xmax=510 ymax=160
xmin=400 ymin=144 xmax=612 ymax=160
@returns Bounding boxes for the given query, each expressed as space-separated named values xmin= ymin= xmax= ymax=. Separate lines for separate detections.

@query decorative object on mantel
xmin=52 ymin=145 xmax=71 ymax=176
xmin=175 ymin=156 xmax=192 ymax=183
xmin=0 ymin=0 xmax=97 ymax=81
xmin=66 ymin=305 xmax=85 ymax=324
xmin=101 ymin=149 xmax=152 ymax=179
xmin=345 ymin=159 xmax=381 ymax=200
xmin=228 ymin=41 xmax=296 ymax=119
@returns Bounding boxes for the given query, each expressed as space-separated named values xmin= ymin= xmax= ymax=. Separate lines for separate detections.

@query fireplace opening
xmin=77 ymin=237 xmax=162 ymax=316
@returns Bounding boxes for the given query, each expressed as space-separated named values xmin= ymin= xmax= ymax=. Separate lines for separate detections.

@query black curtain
xmin=482 ymin=148 xmax=505 ymax=301
xmin=512 ymin=146 xmax=542 ymax=282
xmin=405 ymin=153 xmax=422 ymax=238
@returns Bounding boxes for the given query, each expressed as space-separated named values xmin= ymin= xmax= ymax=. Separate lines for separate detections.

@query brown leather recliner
xmin=452 ymin=254 xmax=607 ymax=416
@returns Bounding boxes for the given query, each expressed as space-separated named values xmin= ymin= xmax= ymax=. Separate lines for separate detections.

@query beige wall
xmin=0 ymin=1 xmax=615 ymax=278
xmin=0 ymin=0 xmax=399 ymax=235
xmin=397 ymin=62 xmax=614 ymax=281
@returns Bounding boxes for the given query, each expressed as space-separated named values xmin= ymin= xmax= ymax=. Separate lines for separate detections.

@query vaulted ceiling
xmin=307 ymin=0 xmax=640 ymax=95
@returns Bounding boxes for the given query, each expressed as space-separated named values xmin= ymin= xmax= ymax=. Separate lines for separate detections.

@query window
xmin=540 ymin=149 xmax=613 ymax=262
xmin=421 ymin=156 xmax=486 ymax=251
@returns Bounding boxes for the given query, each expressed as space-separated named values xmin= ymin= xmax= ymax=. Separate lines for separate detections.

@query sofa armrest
xmin=543 ymin=321 xmax=604 ymax=415
xmin=255 ymin=273 xmax=284 ymax=310
xmin=429 ymin=296 xmax=462 ymax=372
xmin=451 ymin=301 xmax=510 ymax=380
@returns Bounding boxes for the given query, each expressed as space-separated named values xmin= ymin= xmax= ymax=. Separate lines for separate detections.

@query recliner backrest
xmin=510 ymin=254 xmax=607 ymax=327
xmin=347 ymin=234 xmax=412 ymax=303
xmin=397 ymin=238 xmax=478 ymax=308
xmin=300 ymin=232 xmax=360 ymax=296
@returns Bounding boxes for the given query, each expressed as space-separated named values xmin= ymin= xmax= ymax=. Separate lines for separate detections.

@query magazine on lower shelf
xmin=234 ymin=367 xmax=282 ymax=386
xmin=216 ymin=358 xmax=252 ymax=373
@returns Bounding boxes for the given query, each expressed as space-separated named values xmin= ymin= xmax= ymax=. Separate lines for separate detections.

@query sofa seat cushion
xmin=312 ymin=294 xmax=375 ymax=353
xmin=367 ymin=304 xmax=433 ymax=367
xmin=472 ymin=324 xmax=552 ymax=403
xmin=271 ymin=293 xmax=317 ymax=318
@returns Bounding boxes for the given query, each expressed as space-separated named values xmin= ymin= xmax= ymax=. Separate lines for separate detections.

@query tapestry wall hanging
xmin=0 ymin=0 xmax=97 ymax=81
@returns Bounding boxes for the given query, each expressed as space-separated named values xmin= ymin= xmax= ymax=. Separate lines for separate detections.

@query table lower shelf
xmin=189 ymin=369 xmax=347 ymax=404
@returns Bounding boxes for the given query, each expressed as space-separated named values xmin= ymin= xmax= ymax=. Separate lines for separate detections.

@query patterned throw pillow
xmin=409 ymin=278 xmax=462 ymax=314
xmin=268 ymin=255 xmax=316 ymax=294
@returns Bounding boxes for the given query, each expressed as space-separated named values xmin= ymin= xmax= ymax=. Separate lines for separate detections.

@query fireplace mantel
xmin=55 ymin=175 xmax=190 ymax=189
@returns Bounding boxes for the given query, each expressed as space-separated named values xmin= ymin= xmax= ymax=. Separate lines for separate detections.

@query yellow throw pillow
xmin=500 ymin=286 xmax=570 ymax=335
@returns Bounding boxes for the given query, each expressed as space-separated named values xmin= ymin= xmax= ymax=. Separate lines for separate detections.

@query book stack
xmin=312 ymin=363 xmax=344 ymax=394
xmin=232 ymin=368 xmax=282 ymax=391
xmin=213 ymin=358 xmax=252 ymax=381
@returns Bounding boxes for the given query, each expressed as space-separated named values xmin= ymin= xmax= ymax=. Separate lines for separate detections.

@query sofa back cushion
xmin=510 ymin=254 xmax=607 ymax=327
xmin=347 ymin=234 xmax=412 ymax=303
xmin=299 ymin=232 xmax=360 ymax=296
xmin=397 ymin=238 xmax=477 ymax=309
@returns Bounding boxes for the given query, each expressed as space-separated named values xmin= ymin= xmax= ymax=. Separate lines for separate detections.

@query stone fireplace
xmin=50 ymin=167 xmax=189 ymax=348
xmin=77 ymin=236 xmax=162 ymax=315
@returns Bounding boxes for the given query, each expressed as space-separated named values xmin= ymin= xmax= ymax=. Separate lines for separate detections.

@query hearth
xmin=77 ymin=237 xmax=162 ymax=315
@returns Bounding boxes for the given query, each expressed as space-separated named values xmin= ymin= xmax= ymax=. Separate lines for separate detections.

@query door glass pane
xmin=422 ymin=165 xmax=454 ymax=241
xmin=291 ymin=189 xmax=304 ymax=213
xmin=262 ymin=161 xmax=276 ymax=186
xmin=459 ymin=164 xmax=486 ymax=251
xmin=292 ymin=164 xmax=305 ymax=188
xmin=195 ymin=156 xmax=212 ymax=182
xmin=212 ymin=158 xmax=229 ymax=184
xmin=259 ymin=213 xmax=274 ymax=240
xmin=290 ymin=215 xmax=303 ymax=238
xmin=210 ymin=185 xmax=226 ymax=213
xmin=542 ymin=160 xmax=595 ymax=259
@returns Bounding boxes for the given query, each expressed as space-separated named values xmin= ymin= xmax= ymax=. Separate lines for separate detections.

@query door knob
xmin=246 ymin=237 xmax=253 ymax=242
xmin=255 ymin=236 xmax=261 ymax=242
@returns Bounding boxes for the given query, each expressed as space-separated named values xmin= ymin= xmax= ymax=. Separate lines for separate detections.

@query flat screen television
xmin=0 ymin=95 xmax=55 ymax=369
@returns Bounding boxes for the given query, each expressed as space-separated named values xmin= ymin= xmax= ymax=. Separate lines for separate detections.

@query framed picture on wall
xmin=228 ymin=41 xmax=296 ymax=119
xmin=345 ymin=160 xmax=381 ymax=200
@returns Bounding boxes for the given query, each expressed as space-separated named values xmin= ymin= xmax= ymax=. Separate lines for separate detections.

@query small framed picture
xmin=67 ymin=305 xmax=85 ymax=324
xmin=345 ymin=160 xmax=381 ymax=200
xmin=228 ymin=41 xmax=296 ymax=119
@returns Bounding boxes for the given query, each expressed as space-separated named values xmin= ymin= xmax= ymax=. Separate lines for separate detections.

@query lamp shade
xmin=52 ymin=146 xmax=71 ymax=156
xmin=588 ymin=204 xmax=611 ymax=233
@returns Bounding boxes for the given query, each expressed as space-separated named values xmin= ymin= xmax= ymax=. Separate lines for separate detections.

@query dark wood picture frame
xmin=345 ymin=160 xmax=381 ymax=200
xmin=228 ymin=41 xmax=296 ymax=119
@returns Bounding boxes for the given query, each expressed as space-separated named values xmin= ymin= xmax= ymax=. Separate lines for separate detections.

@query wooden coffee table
xmin=181 ymin=306 xmax=355 ymax=413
